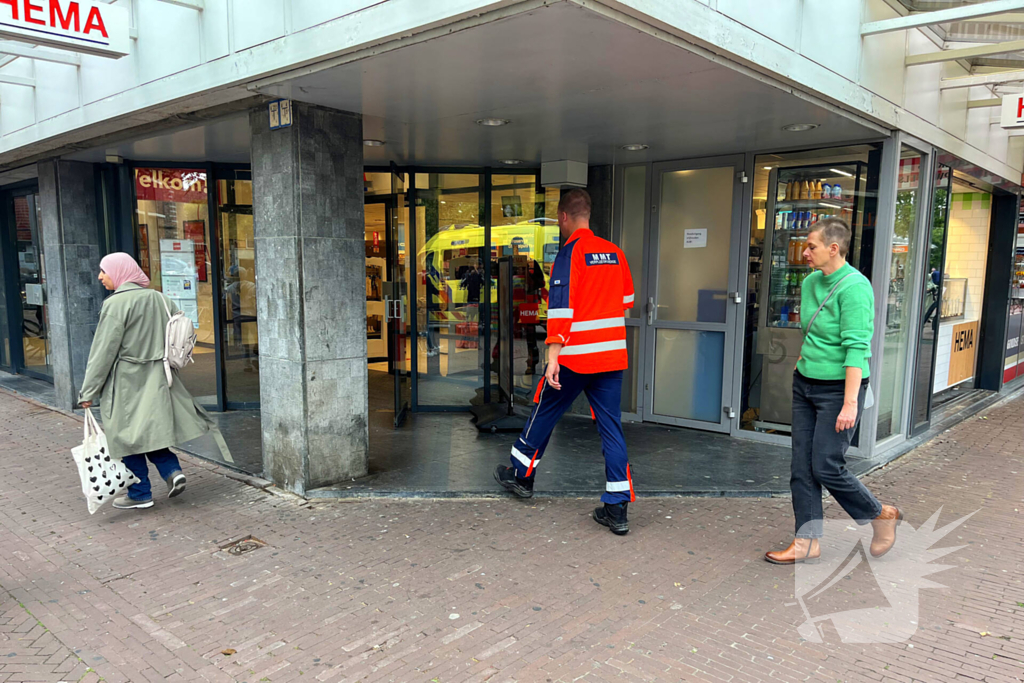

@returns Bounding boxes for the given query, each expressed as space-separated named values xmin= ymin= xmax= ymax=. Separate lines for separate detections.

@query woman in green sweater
xmin=765 ymin=218 xmax=902 ymax=565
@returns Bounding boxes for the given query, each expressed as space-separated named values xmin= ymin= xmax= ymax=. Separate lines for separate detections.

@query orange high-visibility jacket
xmin=546 ymin=228 xmax=635 ymax=373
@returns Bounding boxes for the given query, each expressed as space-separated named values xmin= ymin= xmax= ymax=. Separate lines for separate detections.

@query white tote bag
xmin=72 ymin=410 xmax=140 ymax=514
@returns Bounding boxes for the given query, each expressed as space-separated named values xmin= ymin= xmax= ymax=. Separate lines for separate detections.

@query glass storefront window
xmin=216 ymin=174 xmax=258 ymax=406
xmin=133 ymin=167 xmax=216 ymax=404
xmin=741 ymin=145 xmax=882 ymax=434
xmin=415 ymin=172 xmax=485 ymax=406
xmin=930 ymin=172 xmax=991 ymax=409
xmin=1006 ymin=219 xmax=1024 ymax=383
xmin=876 ymin=147 xmax=923 ymax=440
xmin=13 ymin=193 xmax=51 ymax=378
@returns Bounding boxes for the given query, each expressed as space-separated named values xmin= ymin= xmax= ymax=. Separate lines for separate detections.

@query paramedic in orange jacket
xmin=494 ymin=189 xmax=636 ymax=535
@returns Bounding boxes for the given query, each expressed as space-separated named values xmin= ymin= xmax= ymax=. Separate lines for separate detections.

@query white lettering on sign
xmin=1000 ymin=94 xmax=1024 ymax=129
xmin=0 ymin=0 xmax=129 ymax=57
xmin=684 ymin=229 xmax=708 ymax=249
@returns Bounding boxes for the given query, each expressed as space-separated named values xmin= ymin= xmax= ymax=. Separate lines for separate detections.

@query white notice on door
xmin=684 ymin=229 xmax=708 ymax=248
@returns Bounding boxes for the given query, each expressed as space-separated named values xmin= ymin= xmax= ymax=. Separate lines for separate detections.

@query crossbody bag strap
xmin=803 ymin=272 xmax=854 ymax=338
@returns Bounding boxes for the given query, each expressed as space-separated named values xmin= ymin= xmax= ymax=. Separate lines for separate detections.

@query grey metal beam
xmin=0 ymin=74 xmax=35 ymax=87
xmin=967 ymin=97 xmax=1003 ymax=108
xmin=0 ymin=41 xmax=80 ymax=66
xmin=940 ymin=69 xmax=1024 ymax=89
xmin=863 ymin=0 xmax=1024 ymax=35
xmin=907 ymin=38 xmax=1024 ymax=65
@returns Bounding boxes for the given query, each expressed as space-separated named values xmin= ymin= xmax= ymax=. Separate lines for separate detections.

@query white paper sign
xmin=25 ymin=283 xmax=43 ymax=306
xmin=161 ymin=275 xmax=196 ymax=299
xmin=684 ymin=229 xmax=708 ymax=249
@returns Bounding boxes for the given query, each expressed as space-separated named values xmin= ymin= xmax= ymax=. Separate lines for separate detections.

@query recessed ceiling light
xmin=621 ymin=144 xmax=649 ymax=151
xmin=476 ymin=118 xmax=510 ymax=127
xmin=499 ymin=159 xmax=522 ymax=165
xmin=363 ymin=139 xmax=385 ymax=147
xmin=782 ymin=123 xmax=819 ymax=132
xmin=763 ymin=166 xmax=774 ymax=170
xmin=829 ymin=168 xmax=854 ymax=177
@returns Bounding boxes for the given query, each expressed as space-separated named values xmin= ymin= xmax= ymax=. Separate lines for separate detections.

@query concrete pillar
xmin=250 ymin=102 xmax=368 ymax=494
xmin=37 ymin=160 xmax=105 ymax=410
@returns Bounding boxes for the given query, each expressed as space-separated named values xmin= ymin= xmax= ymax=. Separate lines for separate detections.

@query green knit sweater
xmin=796 ymin=262 xmax=874 ymax=381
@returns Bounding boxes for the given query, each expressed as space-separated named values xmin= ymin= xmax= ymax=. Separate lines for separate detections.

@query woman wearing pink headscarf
xmin=78 ymin=253 xmax=212 ymax=511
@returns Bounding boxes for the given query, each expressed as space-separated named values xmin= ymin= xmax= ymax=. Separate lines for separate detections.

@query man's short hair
xmin=557 ymin=188 xmax=592 ymax=220
xmin=811 ymin=217 xmax=853 ymax=257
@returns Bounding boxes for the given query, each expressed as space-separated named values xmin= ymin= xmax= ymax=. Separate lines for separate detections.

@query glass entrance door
xmin=909 ymin=163 xmax=952 ymax=436
xmin=642 ymin=157 xmax=744 ymax=432
xmin=389 ymin=169 xmax=411 ymax=426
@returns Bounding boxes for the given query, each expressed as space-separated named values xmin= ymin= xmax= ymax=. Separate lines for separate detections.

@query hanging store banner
xmin=0 ymin=0 xmax=130 ymax=57
xmin=135 ymin=168 xmax=208 ymax=204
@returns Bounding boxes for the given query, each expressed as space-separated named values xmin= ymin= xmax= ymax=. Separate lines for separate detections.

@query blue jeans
xmin=121 ymin=449 xmax=182 ymax=501
xmin=510 ymin=366 xmax=632 ymax=505
xmin=791 ymin=372 xmax=882 ymax=538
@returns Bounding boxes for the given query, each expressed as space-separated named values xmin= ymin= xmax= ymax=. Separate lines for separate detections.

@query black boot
xmin=593 ymin=502 xmax=629 ymax=535
xmin=494 ymin=465 xmax=534 ymax=499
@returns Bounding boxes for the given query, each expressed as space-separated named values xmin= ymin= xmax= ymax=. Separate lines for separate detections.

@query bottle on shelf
xmin=822 ymin=183 xmax=832 ymax=199
xmin=800 ymin=181 xmax=810 ymax=200
xmin=832 ymin=183 xmax=843 ymax=200
xmin=813 ymin=180 xmax=822 ymax=199
xmin=780 ymin=303 xmax=790 ymax=326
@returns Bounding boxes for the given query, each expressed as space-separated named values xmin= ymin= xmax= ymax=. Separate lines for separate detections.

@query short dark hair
xmin=557 ymin=188 xmax=591 ymax=220
xmin=810 ymin=217 xmax=852 ymax=257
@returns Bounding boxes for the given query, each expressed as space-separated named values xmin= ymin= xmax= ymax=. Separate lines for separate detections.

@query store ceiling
xmin=259 ymin=2 xmax=882 ymax=167
xmin=68 ymin=2 xmax=882 ymax=169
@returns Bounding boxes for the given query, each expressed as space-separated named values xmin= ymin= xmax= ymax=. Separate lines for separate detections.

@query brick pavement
xmin=0 ymin=388 xmax=1021 ymax=683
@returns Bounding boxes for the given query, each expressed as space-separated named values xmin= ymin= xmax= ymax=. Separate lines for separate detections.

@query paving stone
xmin=0 ymin=388 xmax=1021 ymax=682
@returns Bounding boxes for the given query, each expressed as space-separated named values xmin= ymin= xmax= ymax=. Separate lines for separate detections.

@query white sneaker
xmin=112 ymin=496 xmax=154 ymax=510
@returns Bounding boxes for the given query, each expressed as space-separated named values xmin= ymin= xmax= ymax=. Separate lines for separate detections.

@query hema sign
xmin=1000 ymin=94 xmax=1024 ymax=129
xmin=0 ymin=0 xmax=129 ymax=57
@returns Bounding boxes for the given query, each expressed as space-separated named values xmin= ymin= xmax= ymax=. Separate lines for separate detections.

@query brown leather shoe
xmin=870 ymin=505 xmax=903 ymax=558
xmin=765 ymin=538 xmax=820 ymax=565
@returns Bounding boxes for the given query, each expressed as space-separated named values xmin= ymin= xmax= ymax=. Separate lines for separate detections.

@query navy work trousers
xmin=510 ymin=366 xmax=633 ymax=505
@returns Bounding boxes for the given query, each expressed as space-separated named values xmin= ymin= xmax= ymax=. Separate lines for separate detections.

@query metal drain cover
xmin=220 ymin=535 xmax=266 ymax=555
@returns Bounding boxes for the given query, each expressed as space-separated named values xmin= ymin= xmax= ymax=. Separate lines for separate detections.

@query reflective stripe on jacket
xmin=547 ymin=228 xmax=635 ymax=373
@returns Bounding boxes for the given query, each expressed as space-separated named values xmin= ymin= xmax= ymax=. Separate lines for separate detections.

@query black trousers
xmin=790 ymin=372 xmax=883 ymax=538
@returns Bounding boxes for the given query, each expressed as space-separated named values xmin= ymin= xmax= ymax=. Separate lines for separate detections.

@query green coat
xmin=78 ymin=283 xmax=212 ymax=458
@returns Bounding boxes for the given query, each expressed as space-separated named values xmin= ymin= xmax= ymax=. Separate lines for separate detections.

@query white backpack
xmin=161 ymin=295 xmax=197 ymax=386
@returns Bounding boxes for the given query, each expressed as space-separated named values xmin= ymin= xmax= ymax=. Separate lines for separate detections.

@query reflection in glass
xmin=876 ymin=148 xmax=922 ymax=440
xmin=416 ymin=173 xmax=485 ymax=406
xmin=910 ymin=164 xmax=951 ymax=433
xmin=622 ymin=325 xmax=639 ymax=414
xmin=620 ymin=166 xmax=646 ymax=320
xmin=217 ymin=175 xmax=258 ymax=405
xmin=133 ymin=167 xmax=216 ymax=404
xmin=489 ymin=175 xmax=560 ymax=401
xmin=15 ymin=194 xmax=51 ymax=378
xmin=652 ymin=329 xmax=724 ymax=422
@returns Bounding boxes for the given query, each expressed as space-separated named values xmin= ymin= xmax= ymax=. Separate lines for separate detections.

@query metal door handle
xmin=647 ymin=297 xmax=654 ymax=325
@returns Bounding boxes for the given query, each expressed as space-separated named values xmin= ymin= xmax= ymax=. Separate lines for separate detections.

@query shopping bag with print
xmin=71 ymin=409 xmax=140 ymax=514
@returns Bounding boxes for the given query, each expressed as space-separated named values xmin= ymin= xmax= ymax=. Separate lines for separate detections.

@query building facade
xmin=1 ymin=0 xmax=1022 ymax=494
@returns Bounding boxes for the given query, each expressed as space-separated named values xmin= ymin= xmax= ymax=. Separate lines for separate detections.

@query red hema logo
xmin=1017 ymin=96 xmax=1024 ymax=119
xmin=0 ymin=0 xmax=109 ymax=38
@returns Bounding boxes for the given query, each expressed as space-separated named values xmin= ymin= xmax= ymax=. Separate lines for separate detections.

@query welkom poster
xmin=159 ymin=239 xmax=200 ymax=328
